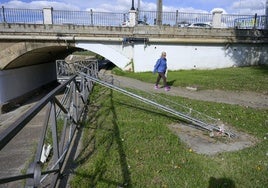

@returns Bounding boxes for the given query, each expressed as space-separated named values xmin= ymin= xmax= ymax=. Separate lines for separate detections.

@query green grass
xmin=72 ymin=50 xmax=96 ymax=56
xmin=112 ymin=66 xmax=268 ymax=93
xmin=70 ymin=75 xmax=268 ymax=187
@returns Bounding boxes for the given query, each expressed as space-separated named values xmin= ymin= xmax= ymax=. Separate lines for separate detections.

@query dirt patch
xmin=168 ymin=123 xmax=259 ymax=155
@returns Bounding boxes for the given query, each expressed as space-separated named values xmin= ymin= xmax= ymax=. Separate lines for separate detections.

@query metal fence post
xmin=90 ymin=9 xmax=93 ymax=26
xmin=1 ymin=6 xmax=6 ymax=23
xmin=253 ymin=13 xmax=257 ymax=29
xmin=175 ymin=10 xmax=178 ymax=26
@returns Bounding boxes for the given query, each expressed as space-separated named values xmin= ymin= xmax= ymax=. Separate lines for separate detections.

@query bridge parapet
xmin=0 ymin=23 xmax=267 ymax=44
xmin=0 ymin=21 xmax=268 ymax=112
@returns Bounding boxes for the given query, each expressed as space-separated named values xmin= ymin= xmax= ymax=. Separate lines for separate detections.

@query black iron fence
xmin=53 ymin=9 xmax=127 ymax=26
xmin=0 ymin=60 xmax=98 ymax=187
xmin=0 ymin=7 xmax=43 ymax=24
xmin=222 ymin=13 xmax=267 ymax=28
xmin=0 ymin=6 xmax=267 ymax=29
xmin=137 ymin=10 xmax=213 ymax=26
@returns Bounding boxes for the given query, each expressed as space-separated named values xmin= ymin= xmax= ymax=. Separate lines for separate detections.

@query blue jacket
xmin=153 ymin=57 xmax=167 ymax=73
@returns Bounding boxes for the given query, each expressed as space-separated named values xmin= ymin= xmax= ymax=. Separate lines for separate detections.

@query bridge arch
xmin=0 ymin=42 xmax=78 ymax=109
xmin=0 ymin=41 xmax=77 ymax=70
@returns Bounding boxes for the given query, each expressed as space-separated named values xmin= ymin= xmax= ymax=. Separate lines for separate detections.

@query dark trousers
xmin=155 ymin=72 xmax=167 ymax=87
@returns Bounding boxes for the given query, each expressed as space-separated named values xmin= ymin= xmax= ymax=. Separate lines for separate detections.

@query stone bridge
xmin=0 ymin=23 xmax=268 ymax=112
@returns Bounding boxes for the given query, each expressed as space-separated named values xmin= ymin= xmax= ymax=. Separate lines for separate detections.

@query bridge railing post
xmin=43 ymin=7 xmax=53 ymax=24
xmin=129 ymin=9 xmax=137 ymax=27
xmin=212 ymin=10 xmax=223 ymax=28
xmin=1 ymin=6 xmax=6 ymax=23
xmin=175 ymin=10 xmax=179 ymax=26
xmin=90 ymin=9 xmax=93 ymax=26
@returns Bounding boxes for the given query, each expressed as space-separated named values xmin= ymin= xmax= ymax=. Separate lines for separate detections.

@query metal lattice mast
xmin=80 ymin=73 xmax=236 ymax=138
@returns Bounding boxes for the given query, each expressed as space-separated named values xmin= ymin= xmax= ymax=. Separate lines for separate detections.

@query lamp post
xmin=129 ymin=0 xmax=136 ymax=27
xmin=239 ymin=0 xmax=241 ymax=14
xmin=266 ymin=0 xmax=268 ymax=29
xmin=131 ymin=0 xmax=135 ymax=10
xmin=156 ymin=0 xmax=162 ymax=25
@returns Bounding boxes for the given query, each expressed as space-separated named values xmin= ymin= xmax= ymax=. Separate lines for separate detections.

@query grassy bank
xmin=112 ymin=66 xmax=268 ymax=93
xmin=70 ymin=67 xmax=268 ymax=187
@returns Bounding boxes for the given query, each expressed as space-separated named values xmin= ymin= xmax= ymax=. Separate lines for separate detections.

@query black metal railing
xmin=0 ymin=60 xmax=98 ymax=187
xmin=137 ymin=10 xmax=213 ymax=26
xmin=1 ymin=6 xmax=266 ymax=29
xmin=222 ymin=13 xmax=267 ymax=29
xmin=0 ymin=6 xmax=43 ymax=24
xmin=53 ymin=9 xmax=126 ymax=26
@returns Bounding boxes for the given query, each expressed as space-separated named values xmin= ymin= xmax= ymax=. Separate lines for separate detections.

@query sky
xmin=0 ymin=0 xmax=267 ymax=15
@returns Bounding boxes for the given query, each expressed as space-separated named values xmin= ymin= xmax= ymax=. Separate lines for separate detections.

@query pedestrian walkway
xmin=0 ymin=100 xmax=46 ymax=187
xmin=0 ymin=84 xmax=59 ymax=187
xmin=106 ymin=72 xmax=268 ymax=109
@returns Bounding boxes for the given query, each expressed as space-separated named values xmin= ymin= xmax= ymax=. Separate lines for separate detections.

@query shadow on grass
xmin=252 ymin=65 xmax=268 ymax=74
xmin=67 ymin=87 xmax=132 ymax=187
xmin=57 ymin=102 xmax=90 ymax=187
xmin=208 ymin=177 xmax=236 ymax=188
xmin=167 ymin=79 xmax=176 ymax=86
xmin=109 ymin=90 xmax=132 ymax=187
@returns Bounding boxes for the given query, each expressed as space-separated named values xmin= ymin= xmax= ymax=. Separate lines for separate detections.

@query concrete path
xmin=107 ymin=73 xmax=268 ymax=109
xmin=0 ymin=101 xmax=46 ymax=187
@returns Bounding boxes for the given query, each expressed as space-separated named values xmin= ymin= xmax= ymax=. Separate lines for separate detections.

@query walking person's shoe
xmin=165 ymin=86 xmax=170 ymax=91
xmin=154 ymin=85 xmax=159 ymax=89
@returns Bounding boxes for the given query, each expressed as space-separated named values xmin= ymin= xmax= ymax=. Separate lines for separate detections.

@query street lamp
xmin=131 ymin=0 xmax=135 ymax=10
xmin=156 ymin=0 xmax=162 ymax=25
xmin=239 ymin=0 xmax=241 ymax=14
